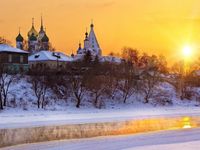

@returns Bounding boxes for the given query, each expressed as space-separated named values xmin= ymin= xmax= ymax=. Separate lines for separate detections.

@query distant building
xmin=28 ymin=51 xmax=72 ymax=70
xmin=76 ymin=22 xmax=102 ymax=57
xmin=0 ymin=44 xmax=29 ymax=72
xmin=71 ymin=22 xmax=123 ymax=64
xmin=16 ymin=17 xmax=50 ymax=55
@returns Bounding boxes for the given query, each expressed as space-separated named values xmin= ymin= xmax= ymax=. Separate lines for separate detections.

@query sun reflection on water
xmin=183 ymin=117 xmax=192 ymax=129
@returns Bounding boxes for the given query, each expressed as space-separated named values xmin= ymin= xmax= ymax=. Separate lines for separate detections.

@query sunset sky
xmin=1 ymin=0 xmax=200 ymax=63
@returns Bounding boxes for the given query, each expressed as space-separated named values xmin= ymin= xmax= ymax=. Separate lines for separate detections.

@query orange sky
xmin=1 ymin=0 xmax=200 ymax=62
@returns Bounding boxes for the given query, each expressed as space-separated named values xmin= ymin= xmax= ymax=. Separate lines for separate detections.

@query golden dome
xmin=28 ymin=26 xmax=38 ymax=38
xmin=27 ymin=18 xmax=38 ymax=38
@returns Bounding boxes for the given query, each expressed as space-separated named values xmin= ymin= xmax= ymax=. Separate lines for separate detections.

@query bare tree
xmin=86 ymin=75 xmax=107 ymax=108
xmin=51 ymin=74 xmax=71 ymax=100
xmin=121 ymin=47 xmax=139 ymax=65
xmin=0 ymin=37 xmax=12 ymax=45
xmin=118 ymin=62 xmax=137 ymax=103
xmin=0 ymin=65 xmax=15 ymax=109
xmin=70 ymin=74 xmax=86 ymax=108
xmin=171 ymin=61 xmax=184 ymax=75
xmin=1 ymin=74 xmax=15 ymax=107
xmin=157 ymin=55 xmax=168 ymax=74
xmin=29 ymin=69 xmax=49 ymax=109
xmin=119 ymin=47 xmax=140 ymax=103
xmin=140 ymin=70 xmax=160 ymax=103
xmin=100 ymin=62 xmax=120 ymax=100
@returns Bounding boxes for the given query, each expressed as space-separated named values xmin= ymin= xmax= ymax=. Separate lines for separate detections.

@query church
xmin=73 ymin=22 xmax=121 ymax=63
xmin=75 ymin=22 xmax=102 ymax=58
xmin=16 ymin=17 xmax=50 ymax=55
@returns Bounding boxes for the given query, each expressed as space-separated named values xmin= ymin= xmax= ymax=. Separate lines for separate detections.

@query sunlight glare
xmin=182 ymin=45 xmax=192 ymax=59
xmin=183 ymin=117 xmax=192 ymax=129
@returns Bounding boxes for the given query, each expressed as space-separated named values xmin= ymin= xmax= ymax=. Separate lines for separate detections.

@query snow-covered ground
xmin=129 ymin=141 xmax=200 ymax=150
xmin=1 ymin=106 xmax=200 ymax=129
xmin=1 ymin=75 xmax=200 ymax=129
xmin=1 ymin=76 xmax=200 ymax=149
xmin=2 ymin=128 xmax=200 ymax=150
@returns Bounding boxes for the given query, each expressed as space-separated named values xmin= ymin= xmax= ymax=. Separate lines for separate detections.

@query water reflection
xmin=183 ymin=117 xmax=192 ymax=129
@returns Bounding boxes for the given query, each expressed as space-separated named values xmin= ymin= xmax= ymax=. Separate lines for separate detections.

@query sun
xmin=182 ymin=45 xmax=192 ymax=58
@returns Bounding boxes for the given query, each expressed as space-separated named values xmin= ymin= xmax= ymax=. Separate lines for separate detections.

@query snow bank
xmin=3 ymin=128 xmax=200 ymax=150
xmin=4 ymin=75 xmax=200 ymax=112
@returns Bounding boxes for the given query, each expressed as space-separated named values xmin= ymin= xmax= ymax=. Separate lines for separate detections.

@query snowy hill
xmin=1 ymin=75 xmax=199 ymax=112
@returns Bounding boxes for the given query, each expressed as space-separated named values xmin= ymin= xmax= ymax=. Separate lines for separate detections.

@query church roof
xmin=16 ymin=33 xmax=24 ymax=42
xmin=77 ymin=22 xmax=102 ymax=56
xmin=41 ymin=33 xmax=49 ymax=42
xmin=0 ymin=44 xmax=28 ymax=54
xmin=29 ymin=51 xmax=73 ymax=62
xmin=89 ymin=23 xmax=100 ymax=50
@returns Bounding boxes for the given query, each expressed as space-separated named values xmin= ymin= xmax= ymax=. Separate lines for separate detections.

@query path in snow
xmin=2 ymin=128 xmax=200 ymax=150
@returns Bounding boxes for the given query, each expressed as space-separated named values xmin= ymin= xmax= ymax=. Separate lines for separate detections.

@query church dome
xmin=90 ymin=23 xmax=94 ymax=28
xmin=16 ymin=33 xmax=24 ymax=42
xmin=27 ymin=26 xmax=38 ymax=38
xmin=38 ymin=30 xmax=45 ymax=41
xmin=39 ymin=29 xmax=45 ymax=35
xmin=29 ymin=33 xmax=37 ymax=41
xmin=41 ymin=33 xmax=49 ymax=42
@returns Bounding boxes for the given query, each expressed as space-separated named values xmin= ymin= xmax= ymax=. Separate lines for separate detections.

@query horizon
xmin=1 ymin=0 xmax=200 ymax=64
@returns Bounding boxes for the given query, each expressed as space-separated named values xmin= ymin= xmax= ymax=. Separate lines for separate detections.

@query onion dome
xmin=90 ymin=23 xmax=94 ymax=28
xmin=71 ymin=53 xmax=75 ymax=58
xmin=28 ymin=26 xmax=38 ymax=38
xmin=16 ymin=33 xmax=24 ymax=42
xmin=27 ymin=18 xmax=38 ymax=37
xmin=29 ymin=33 xmax=37 ymax=41
xmin=84 ymin=31 xmax=89 ymax=41
xmin=41 ymin=33 xmax=49 ymax=42
xmin=78 ymin=42 xmax=82 ymax=50
xmin=85 ymin=31 xmax=88 ymax=37
xmin=90 ymin=19 xmax=94 ymax=28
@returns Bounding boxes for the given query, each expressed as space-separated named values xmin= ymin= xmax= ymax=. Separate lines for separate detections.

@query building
xmin=0 ymin=44 xmax=29 ymax=72
xmin=28 ymin=51 xmax=72 ymax=70
xmin=76 ymin=22 xmax=102 ymax=57
xmin=16 ymin=17 xmax=50 ymax=55
xmin=71 ymin=22 xmax=123 ymax=64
